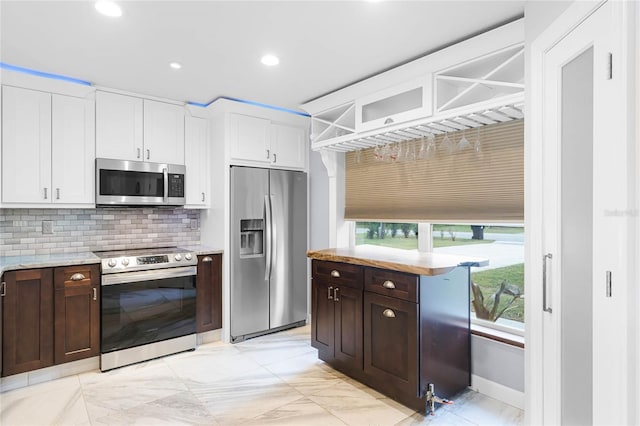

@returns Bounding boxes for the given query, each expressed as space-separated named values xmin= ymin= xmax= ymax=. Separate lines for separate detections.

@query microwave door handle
xmin=163 ymin=168 xmax=168 ymax=203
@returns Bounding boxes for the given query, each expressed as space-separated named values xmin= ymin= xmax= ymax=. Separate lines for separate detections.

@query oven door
xmin=101 ymin=266 xmax=196 ymax=354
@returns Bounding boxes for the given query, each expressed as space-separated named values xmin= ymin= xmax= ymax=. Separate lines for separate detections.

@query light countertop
xmin=0 ymin=252 xmax=101 ymax=276
xmin=0 ymin=246 xmax=224 ymax=276
xmin=307 ymin=245 xmax=488 ymax=276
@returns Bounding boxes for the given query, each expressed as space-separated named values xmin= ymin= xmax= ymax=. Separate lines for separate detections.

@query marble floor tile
xmin=0 ymin=326 xmax=524 ymax=426
xmin=244 ymin=397 xmax=348 ymax=426
xmin=0 ymin=375 xmax=90 ymax=426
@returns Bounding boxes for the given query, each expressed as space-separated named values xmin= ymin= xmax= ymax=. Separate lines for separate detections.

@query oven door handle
xmin=101 ymin=266 xmax=197 ymax=286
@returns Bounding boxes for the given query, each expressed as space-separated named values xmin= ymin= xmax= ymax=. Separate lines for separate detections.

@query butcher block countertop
xmin=307 ymin=245 xmax=488 ymax=276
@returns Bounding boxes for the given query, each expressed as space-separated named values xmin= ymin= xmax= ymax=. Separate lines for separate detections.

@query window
xmin=355 ymin=222 xmax=418 ymax=250
xmin=433 ymin=224 xmax=524 ymax=333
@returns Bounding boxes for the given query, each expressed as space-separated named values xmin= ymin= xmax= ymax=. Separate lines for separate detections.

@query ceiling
xmin=0 ymin=1 xmax=525 ymax=113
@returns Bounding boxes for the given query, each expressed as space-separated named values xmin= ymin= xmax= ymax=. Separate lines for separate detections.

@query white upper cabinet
xmin=96 ymin=91 xmax=185 ymax=164
xmin=51 ymin=94 xmax=95 ymax=204
xmin=229 ymin=113 xmax=307 ymax=170
xmin=2 ymin=86 xmax=52 ymax=203
xmin=270 ymin=123 xmax=306 ymax=169
xmin=355 ymin=76 xmax=432 ymax=132
xmin=143 ymin=99 xmax=185 ymax=164
xmin=95 ymin=91 xmax=143 ymax=161
xmin=184 ymin=116 xmax=209 ymax=207
xmin=2 ymin=86 xmax=94 ymax=206
xmin=229 ymin=114 xmax=271 ymax=164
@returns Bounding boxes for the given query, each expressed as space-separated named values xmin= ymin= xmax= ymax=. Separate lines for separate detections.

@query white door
xmin=143 ymin=99 xmax=185 ymax=165
xmin=539 ymin=2 xmax=630 ymax=424
xmin=228 ymin=114 xmax=270 ymax=164
xmin=271 ymin=123 xmax=306 ymax=169
xmin=184 ymin=116 xmax=209 ymax=206
xmin=95 ymin=91 xmax=143 ymax=161
xmin=1 ymin=86 xmax=52 ymax=203
xmin=51 ymin=94 xmax=95 ymax=204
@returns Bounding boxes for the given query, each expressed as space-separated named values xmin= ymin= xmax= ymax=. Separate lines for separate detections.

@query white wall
xmin=309 ymin=149 xmax=330 ymax=250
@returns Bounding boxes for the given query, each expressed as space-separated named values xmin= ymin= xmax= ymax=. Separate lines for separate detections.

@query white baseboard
xmin=471 ymin=374 xmax=524 ymax=410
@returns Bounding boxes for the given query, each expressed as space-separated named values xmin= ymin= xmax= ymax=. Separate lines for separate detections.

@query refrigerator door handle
xmin=264 ymin=194 xmax=273 ymax=281
xmin=269 ymin=194 xmax=277 ymax=280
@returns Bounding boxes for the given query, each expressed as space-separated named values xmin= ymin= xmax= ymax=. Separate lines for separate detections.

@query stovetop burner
xmin=94 ymin=247 xmax=198 ymax=273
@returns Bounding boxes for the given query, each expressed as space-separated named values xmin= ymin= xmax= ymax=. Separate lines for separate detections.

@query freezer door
xmin=269 ymin=169 xmax=308 ymax=329
xmin=230 ymin=167 xmax=270 ymax=339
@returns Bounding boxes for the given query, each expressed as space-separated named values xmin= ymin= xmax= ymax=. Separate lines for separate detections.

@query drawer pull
xmin=202 ymin=256 xmax=213 ymax=262
xmin=382 ymin=309 xmax=396 ymax=318
xmin=70 ymin=273 xmax=86 ymax=281
xmin=334 ymin=287 xmax=340 ymax=302
xmin=330 ymin=270 xmax=341 ymax=278
xmin=328 ymin=286 xmax=333 ymax=300
xmin=382 ymin=280 xmax=396 ymax=289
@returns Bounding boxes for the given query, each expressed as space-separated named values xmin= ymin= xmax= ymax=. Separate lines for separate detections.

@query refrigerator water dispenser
xmin=240 ymin=219 xmax=264 ymax=257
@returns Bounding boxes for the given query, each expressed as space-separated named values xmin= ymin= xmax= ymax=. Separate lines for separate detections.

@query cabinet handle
xmin=70 ymin=273 xmax=86 ymax=281
xmin=137 ymin=148 xmax=141 ymax=159
xmin=93 ymin=287 xmax=97 ymax=301
xmin=201 ymin=192 xmax=205 ymax=202
xmin=543 ymin=253 xmax=553 ymax=313
xmin=1 ymin=282 xmax=6 ymax=297
xmin=146 ymin=149 xmax=150 ymax=160
xmin=56 ymin=188 xmax=60 ymax=200
xmin=328 ymin=286 xmax=333 ymax=300
xmin=382 ymin=280 xmax=396 ymax=289
xmin=330 ymin=270 xmax=341 ymax=278
xmin=273 ymin=153 xmax=277 ymax=163
xmin=44 ymin=187 xmax=48 ymax=199
xmin=382 ymin=308 xmax=396 ymax=318
xmin=266 ymin=149 xmax=270 ymax=159
xmin=334 ymin=287 xmax=339 ymax=302
xmin=384 ymin=118 xmax=394 ymax=125
xmin=202 ymin=256 xmax=213 ymax=262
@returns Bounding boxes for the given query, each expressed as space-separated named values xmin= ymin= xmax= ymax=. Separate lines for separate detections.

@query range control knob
xmin=107 ymin=259 xmax=117 ymax=268
xmin=185 ymin=253 xmax=193 ymax=261
xmin=174 ymin=254 xmax=183 ymax=261
xmin=121 ymin=258 xmax=130 ymax=266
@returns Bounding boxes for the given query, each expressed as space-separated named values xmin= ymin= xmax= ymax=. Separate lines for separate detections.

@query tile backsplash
xmin=0 ymin=207 xmax=201 ymax=256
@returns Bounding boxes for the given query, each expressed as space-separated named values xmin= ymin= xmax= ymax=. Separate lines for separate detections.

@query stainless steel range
xmin=95 ymin=247 xmax=198 ymax=371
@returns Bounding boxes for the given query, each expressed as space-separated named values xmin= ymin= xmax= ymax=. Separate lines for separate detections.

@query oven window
xmin=100 ymin=169 xmax=164 ymax=197
xmin=101 ymin=276 xmax=196 ymax=353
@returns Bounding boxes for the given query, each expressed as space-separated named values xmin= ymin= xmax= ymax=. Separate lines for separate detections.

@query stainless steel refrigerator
xmin=230 ymin=166 xmax=307 ymax=342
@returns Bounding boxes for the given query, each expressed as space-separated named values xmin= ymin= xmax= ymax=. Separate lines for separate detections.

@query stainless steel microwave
xmin=96 ymin=158 xmax=185 ymax=206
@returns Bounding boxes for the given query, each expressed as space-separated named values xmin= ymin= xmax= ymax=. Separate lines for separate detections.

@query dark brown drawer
xmin=312 ymin=260 xmax=363 ymax=290
xmin=364 ymin=268 xmax=418 ymax=303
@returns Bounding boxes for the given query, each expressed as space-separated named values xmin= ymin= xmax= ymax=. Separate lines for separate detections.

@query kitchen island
xmin=307 ymin=246 xmax=488 ymax=414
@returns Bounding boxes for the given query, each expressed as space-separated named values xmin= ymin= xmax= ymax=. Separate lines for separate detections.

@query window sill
xmin=471 ymin=323 xmax=525 ymax=348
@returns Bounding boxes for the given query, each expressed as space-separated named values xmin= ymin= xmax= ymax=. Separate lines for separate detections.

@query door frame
xmin=526 ymin=1 xmax=637 ymax=424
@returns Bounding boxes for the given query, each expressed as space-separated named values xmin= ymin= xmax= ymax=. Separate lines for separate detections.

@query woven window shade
xmin=345 ymin=119 xmax=524 ymax=222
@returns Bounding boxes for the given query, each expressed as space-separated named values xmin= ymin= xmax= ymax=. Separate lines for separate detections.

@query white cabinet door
xmin=95 ymin=91 xmax=143 ymax=161
xmin=143 ymin=100 xmax=185 ymax=165
xmin=229 ymin=114 xmax=270 ymax=164
xmin=1 ymin=86 xmax=52 ymax=203
xmin=270 ymin=123 xmax=306 ymax=169
xmin=184 ymin=116 xmax=209 ymax=206
xmin=51 ymin=94 xmax=95 ymax=204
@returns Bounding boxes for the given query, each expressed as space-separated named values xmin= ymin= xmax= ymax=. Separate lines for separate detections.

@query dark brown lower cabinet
xmin=364 ymin=292 xmax=419 ymax=405
xmin=2 ymin=264 xmax=102 ymax=377
xmin=311 ymin=259 xmax=471 ymax=414
xmin=54 ymin=265 xmax=100 ymax=364
xmin=196 ymin=254 xmax=222 ymax=332
xmin=2 ymin=268 xmax=54 ymax=376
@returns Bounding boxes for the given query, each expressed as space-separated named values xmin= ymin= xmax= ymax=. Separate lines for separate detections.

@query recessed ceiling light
xmin=95 ymin=1 xmax=122 ymax=17
xmin=169 ymin=62 xmax=182 ymax=70
xmin=261 ymin=54 xmax=279 ymax=67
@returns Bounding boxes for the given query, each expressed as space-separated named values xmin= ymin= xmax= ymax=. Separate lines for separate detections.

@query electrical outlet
xmin=190 ymin=219 xmax=198 ymax=230
xmin=42 ymin=220 xmax=53 ymax=234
